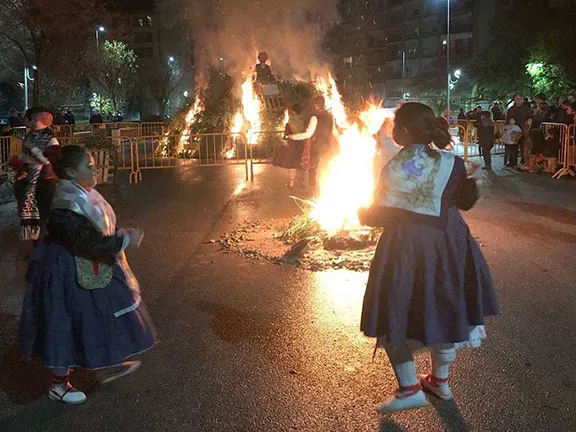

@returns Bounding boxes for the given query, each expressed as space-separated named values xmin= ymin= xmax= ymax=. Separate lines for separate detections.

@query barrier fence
xmin=454 ymin=120 xmax=506 ymax=158
xmin=129 ymin=133 xmax=250 ymax=183
xmin=2 ymin=121 xmax=574 ymax=183
xmin=551 ymin=123 xmax=575 ymax=179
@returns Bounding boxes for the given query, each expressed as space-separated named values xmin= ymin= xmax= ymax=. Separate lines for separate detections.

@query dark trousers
xmin=504 ymin=144 xmax=519 ymax=167
xmin=481 ymin=145 xmax=493 ymax=167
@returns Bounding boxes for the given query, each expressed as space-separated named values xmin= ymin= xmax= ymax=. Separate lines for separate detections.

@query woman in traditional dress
xmin=11 ymin=108 xmax=61 ymax=243
xmin=20 ymin=145 xmax=157 ymax=404
xmin=273 ymin=104 xmax=309 ymax=189
xmin=359 ymin=102 xmax=499 ymax=413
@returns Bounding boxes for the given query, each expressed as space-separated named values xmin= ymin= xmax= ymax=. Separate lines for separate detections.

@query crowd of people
xmin=457 ymin=94 xmax=574 ymax=173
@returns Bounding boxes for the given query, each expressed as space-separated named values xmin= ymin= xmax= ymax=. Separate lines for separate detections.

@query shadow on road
xmin=0 ymin=343 xmax=46 ymax=405
xmin=428 ymin=396 xmax=470 ymax=432
xmin=379 ymin=417 xmax=406 ymax=431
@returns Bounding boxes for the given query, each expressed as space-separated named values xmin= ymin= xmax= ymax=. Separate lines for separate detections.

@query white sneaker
xmin=48 ymin=383 xmax=87 ymax=404
xmin=377 ymin=389 xmax=427 ymax=413
xmin=420 ymin=374 xmax=453 ymax=400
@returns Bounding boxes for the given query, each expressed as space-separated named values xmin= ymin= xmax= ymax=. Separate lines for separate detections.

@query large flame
xmin=225 ymin=111 xmax=245 ymax=159
xmin=177 ymin=94 xmax=204 ymax=153
xmin=240 ymin=77 xmax=262 ymax=145
xmin=315 ymin=75 xmax=348 ymax=128
xmin=311 ymin=74 xmax=387 ymax=233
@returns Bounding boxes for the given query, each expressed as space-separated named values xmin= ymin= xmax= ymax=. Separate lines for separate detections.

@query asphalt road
xmin=0 ymin=158 xmax=575 ymax=432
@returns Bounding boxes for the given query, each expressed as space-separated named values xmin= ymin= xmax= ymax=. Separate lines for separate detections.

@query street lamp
xmin=23 ymin=66 xmax=36 ymax=111
xmin=168 ymin=56 xmax=175 ymax=62
xmin=444 ymin=0 xmax=451 ymax=121
xmin=96 ymin=26 xmax=105 ymax=49
xmin=448 ymin=69 xmax=461 ymax=91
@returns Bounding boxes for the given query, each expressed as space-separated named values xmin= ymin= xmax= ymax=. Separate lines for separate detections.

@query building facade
xmin=101 ymin=1 xmax=194 ymax=118
xmin=333 ymin=0 xmax=499 ymax=107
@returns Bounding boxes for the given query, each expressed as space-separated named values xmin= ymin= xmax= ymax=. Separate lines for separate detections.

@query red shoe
xmin=420 ymin=374 xmax=452 ymax=400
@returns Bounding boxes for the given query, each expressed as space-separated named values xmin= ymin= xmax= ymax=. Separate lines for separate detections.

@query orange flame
xmin=311 ymin=74 xmax=388 ymax=233
xmin=177 ymin=95 xmax=204 ymax=154
xmin=224 ymin=111 xmax=245 ymax=159
xmin=240 ymin=77 xmax=262 ymax=145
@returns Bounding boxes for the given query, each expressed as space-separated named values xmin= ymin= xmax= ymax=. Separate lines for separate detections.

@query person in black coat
xmin=477 ymin=111 xmax=495 ymax=170
xmin=89 ymin=110 xmax=104 ymax=124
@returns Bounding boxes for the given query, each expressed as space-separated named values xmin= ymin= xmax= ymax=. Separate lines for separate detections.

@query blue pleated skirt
xmin=20 ymin=244 xmax=157 ymax=370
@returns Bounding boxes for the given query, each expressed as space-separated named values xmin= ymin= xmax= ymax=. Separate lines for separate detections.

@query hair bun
xmin=431 ymin=125 xmax=452 ymax=149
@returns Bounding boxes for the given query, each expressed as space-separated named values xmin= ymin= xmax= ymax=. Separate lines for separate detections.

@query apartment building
xmin=333 ymin=0 xmax=498 ymax=106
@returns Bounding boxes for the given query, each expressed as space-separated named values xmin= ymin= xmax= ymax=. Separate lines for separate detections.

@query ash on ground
xmin=217 ymin=219 xmax=380 ymax=272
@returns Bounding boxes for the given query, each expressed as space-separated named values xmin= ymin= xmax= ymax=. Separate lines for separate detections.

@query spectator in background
xmin=53 ymin=109 xmax=66 ymax=126
xmin=533 ymin=94 xmax=549 ymax=127
xmin=564 ymin=103 xmax=575 ymax=125
xmin=520 ymin=118 xmax=535 ymax=172
xmin=477 ymin=111 xmax=495 ymax=170
xmin=491 ymin=102 xmax=505 ymax=121
xmin=542 ymin=128 xmax=561 ymax=174
xmin=507 ymin=95 xmax=532 ymax=126
xmin=8 ymin=108 xmax=23 ymax=128
xmin=457 ymin=108 xmax=467 ymax=120
xmin=502 ymin=117 xmax=522 ymax=168
xmin=89 ymin=110 xmax=104 ymax=124
xmin=567 ymin=94 xmax=575 ymax=104
xmin=64 ymin=109 xmax=76 ymax=125
xmin=551 ymin=98 xmax=568 ymax=123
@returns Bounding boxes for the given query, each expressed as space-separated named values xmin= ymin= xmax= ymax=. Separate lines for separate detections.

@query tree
xmin=0 ymin=0 xmax=102 ymax=105
xmin=147 ymin=59 xmax=184 ymax=118
xmin=88 ymin=41 xmax=138 ymax=115
xmin=469 ymin=1 xmax=576 ymax=100
xmin=409 ymin=60 xmax=474 ymax=115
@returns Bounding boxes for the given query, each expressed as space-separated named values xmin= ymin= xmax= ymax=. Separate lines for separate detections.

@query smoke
xmin=185 ymin=0 xmax=340 ymax=88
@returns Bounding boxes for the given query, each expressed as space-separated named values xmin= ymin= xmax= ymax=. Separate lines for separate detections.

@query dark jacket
xmin=46 ymin=209 xmax=125 ymax=264
xmin=89 ymin=113 xmax=104 ymax=124
xmin=506 ymin=103 xmax=532 ymax=126
xmin=477 ymin=120 xmax=495 ymax=148
xmin=312 ymin=110 xmax=336 ymax=155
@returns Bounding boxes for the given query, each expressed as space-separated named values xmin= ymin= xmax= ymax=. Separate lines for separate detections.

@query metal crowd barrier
xmin=140 ymin=122 xmax=166 ymax=137
xmin=127 ymin=133 xmax=250 ymax=184
xmin=453 ymin=119 xmax=505 ymax=160
xmin=247 ymin=130 xmax=285 ymax=180
xmin=546 ymin=122 xmax=576 ymax=179
xmin=0 ymin=136 xmax=23 ymax=175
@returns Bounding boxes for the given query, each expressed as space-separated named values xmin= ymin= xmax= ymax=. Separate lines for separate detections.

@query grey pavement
xmin=0 ymin=156 xmax=575 ymax=431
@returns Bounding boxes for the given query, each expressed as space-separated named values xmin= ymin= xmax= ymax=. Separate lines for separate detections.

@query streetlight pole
xmin=24 ymin=66 xmax=36 ymax=111
xmin=446 ymin=0 xmax=451 ymax=122
xmin=402 ymin=50 xmax=406 ymax=100
xmin=24 ymin=68 xmax=28 ymax=111
xmin=96 ymin=26 xmax=105 ymax=50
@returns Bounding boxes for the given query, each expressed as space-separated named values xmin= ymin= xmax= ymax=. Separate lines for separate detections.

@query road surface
xmin=0 ymin=159 xmax=575 ymax=431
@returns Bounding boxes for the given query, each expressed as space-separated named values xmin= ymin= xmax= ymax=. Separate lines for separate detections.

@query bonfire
xmin=218 ymin=72 xmax=391 ymax=271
